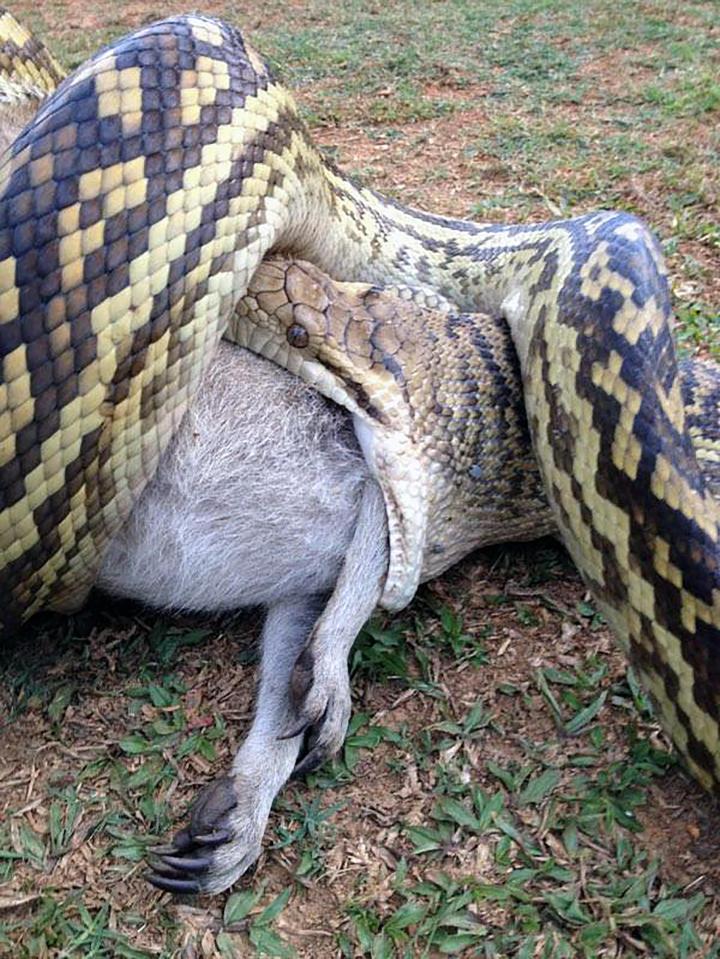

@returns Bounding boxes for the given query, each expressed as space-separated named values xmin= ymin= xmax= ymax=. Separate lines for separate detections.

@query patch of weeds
xmin=118 ymin=671 xmax=224 ymax=764
xmin=105 ymin=822 xmax=152 ymax=866
xmin=126 ymin=673 xmax=185 ymax=713
xmin=0 ymin=620 xmax=82 ymax=721
xmin=0 ymin=823 xmax=22 ymax=881
xmin=45 ymin=785 xmax=84 ymax=858
xmin=340 ymin=711 xmax=409 ymax=775
xmin=118 ymin=713 xmax=186 ymax=758
xmin=351 ymin=615 xmax=443 ymax=696
xmin=368 ymin=82 xmax=456 ymax=124
xmin=114 ymin=714 xmax=225 ymax=842
xmin=390 ymin=749 xmax=699 ymax=955
xmin=534 ymin=659 xmax=609 ymax=736
xmin=419 ymin=601 xmax=490 ymax=667
xmin=491 ymin=541 xmax=571 ymax=588
xmin=273 ymin=795 xmax=346 ymax=880
xmin=176 ymin=713 xmax=226 ymax=761
xmin=351 ymin=619 xmax=410 ymax=684
xmin=11 ymin=821 xmax=47 ymax=873
xmin=427 ymin=700 xmax=497 ymax=754
xmin=470 ymin=189 xmax=539 ymax=221
xmin=144 ymin=624 xmax=211 ymax=669
xmin=673 ymin=301 xmax=720 ymax=358
xmin=562 ymin=735 xmax=676 ymax=837
xmin=0 ymin=665 xmax=53 ymax=723
xmin=576 ymin=598 xmax=606 ymax=630
xmin=46 ymin=681 xmax=78 ymax=726
xmin=610 ymin=667 xmax=656 ymax=722
xmin=1 ymin=894 xmax=158 ymax=959
xmin=343 ymin=865 xmax=488 ymax=957
xmin=642 ymin=69 xmax=720 ymax=118
xmin=514 ymin=603 xmax=539 ymax=627
xmin=221 ymin=885 xmax=296 ymax=958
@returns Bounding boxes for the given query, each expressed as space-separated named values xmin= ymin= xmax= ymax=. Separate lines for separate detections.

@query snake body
xmin=0 ymin=8 xmax=63 ymax=104
xmin=0 ymin=13 xmax=719 ymax=794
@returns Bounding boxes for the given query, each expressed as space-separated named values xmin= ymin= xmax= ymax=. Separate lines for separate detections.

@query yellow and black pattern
xmin=0 ymin=8 xmax=64 ymax=103
xmin=521 ymin=218 xmax=720 ymax=790
xmin=234 ymin=243 xmax=720 ymax=792
xmin=0 ymin=14 xmax=295 ymax=626
xmin=0 ymin=14 xmax=719 ymax=795
xmin=681 ymin=357 xmax=720 ymax=498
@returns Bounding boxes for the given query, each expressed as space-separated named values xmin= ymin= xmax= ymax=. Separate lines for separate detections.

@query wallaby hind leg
xmin=146 ymin=479 xmax=388 ymax=894
xmin=283 ymin=480 xmax=389 ymax=778
xmin=146 ymin=594 xmax=325 ymax=894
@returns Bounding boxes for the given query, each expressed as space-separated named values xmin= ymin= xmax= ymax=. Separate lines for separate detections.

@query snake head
xmin=231 ymin=257 xmax=409 ymax=422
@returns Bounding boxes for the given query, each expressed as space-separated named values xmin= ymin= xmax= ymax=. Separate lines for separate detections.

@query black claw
xmin=144 ymin=776 xmax=238 ymax=896
xmin=154 ymin=854 xmax=211 ymax=873
xmin=147 ymin=859 xmax=186 ymax=878
xmin=192 ymin=828 xmax=231 ymax=847
xmin=145 ymin=871 xmax=200 ymax=895
xmin=148 ymin=842 xmax=181 ymax=857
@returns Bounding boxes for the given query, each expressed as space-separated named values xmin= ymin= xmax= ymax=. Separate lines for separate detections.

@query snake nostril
xmin=286 ymin=323 xmax=309 ymax=348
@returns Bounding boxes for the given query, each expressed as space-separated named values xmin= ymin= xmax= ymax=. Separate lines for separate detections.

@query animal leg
xmin=283 ymin=480 xmax=389 ymax=778
xmin=146 ymin=479 xmax=388 ymax=893
xmin=146 ymin=594 xmax=326 ymax=894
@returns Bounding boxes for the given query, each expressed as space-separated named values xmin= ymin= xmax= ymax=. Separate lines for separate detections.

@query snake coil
xmin=0 ymin=12 xmax=719 ymax=795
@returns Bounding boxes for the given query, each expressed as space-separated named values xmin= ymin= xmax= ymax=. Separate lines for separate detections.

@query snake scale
xmin=1 ymin=12 xmax=719 ymax=795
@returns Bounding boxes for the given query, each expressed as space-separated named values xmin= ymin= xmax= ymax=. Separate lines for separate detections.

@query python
xmin=0 ymin=11 xmax=718 ymax=894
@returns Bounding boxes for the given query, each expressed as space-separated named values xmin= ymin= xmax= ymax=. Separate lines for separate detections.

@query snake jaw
xmin=233 ymin=257 xmax=438 ymax=610
xmin=353 ymin=415 xmax=428 ymax=611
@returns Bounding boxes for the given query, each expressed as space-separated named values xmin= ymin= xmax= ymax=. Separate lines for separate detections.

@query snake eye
xmin=287 ymin=323 xmax=309 ymax=348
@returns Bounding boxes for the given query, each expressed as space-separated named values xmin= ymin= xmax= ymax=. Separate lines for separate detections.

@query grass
xmin=2 ymin=553 xmax=720 ymax=955
xmin=1 ymin=0 xmax=719 ymax=956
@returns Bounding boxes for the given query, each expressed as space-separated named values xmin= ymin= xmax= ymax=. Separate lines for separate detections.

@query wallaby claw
xmin=145 ymin=777 xmax=237 ymax=895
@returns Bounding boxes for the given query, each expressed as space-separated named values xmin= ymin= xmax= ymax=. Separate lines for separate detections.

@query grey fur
xmin=148 ymin=480 xmax=388 ymax=893
xmin=99 ymin=343 xmax=388 ymax=892
xmin=98 ymin=343 xmax=373 ymax=609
